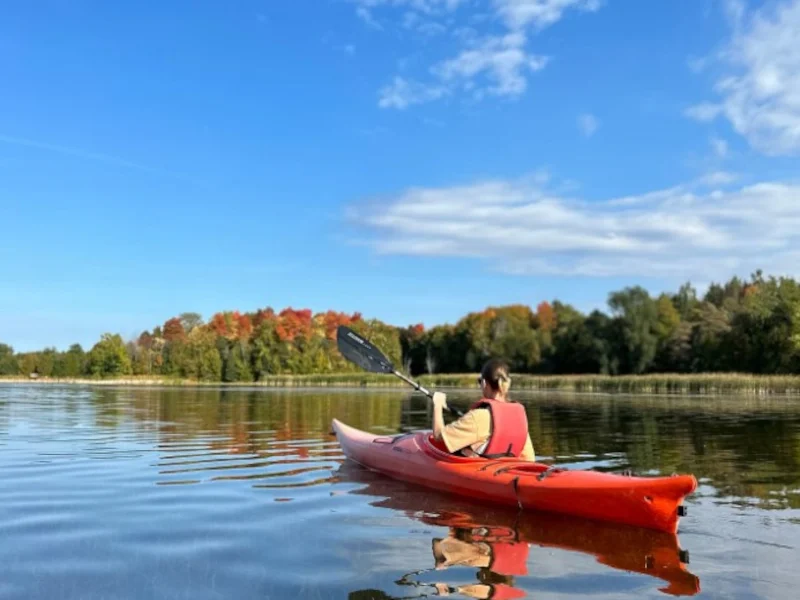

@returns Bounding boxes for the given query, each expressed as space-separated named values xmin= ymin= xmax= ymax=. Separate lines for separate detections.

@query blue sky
xmin=2 ymin=0 xmax=800 ymax=351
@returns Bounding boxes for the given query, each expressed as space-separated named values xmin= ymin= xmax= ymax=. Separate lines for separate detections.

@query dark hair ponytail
xmin=480 ymin=359 xmax=511 ymax=394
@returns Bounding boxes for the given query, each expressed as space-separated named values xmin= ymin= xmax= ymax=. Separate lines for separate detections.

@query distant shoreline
xmin=2 ymin=373 xmax=800 ymax=395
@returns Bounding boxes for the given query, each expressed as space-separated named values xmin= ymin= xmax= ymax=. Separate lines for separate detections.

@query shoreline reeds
xmin=2 ymin=372 xmax=800 ymax=395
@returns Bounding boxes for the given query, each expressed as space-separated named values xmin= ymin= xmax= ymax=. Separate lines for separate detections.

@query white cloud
xmin=418 ymin=20 xmax=448 ymax=35
xmin=378 ymin=33 xmax=549 ymax=108
xmin=697 ymin=170 xmax=738 ymax=186
xmin=710 ymin=136 xmax=729 ymax=158
xmin=432 ymin=32 xmax=549 ymax=98
xmin=353 ymin=0 xmax=465 ymax=21
xmin=577 ymin=113 xmax=599 ymax=137
xmin=403 ymin=11 xmax=447 ymax=34
xmin=687 ymin=55 xmax=709 ymax=73
xmin=723 ymin=0 xmax=746 ymax=28
xmin=348 ymin=172 xmax=800 ymax=280
xmin=352 ymin=0 xmax=601 ymax=109
xmin=492 ymin=0 xmax=604 ymax=31
xmin=378 ymin=76 xmax=448 ymax=109
xmin=687 ymin=0 xmax=800 ymax=155
xmin=685 ymin=102 xmax=724 ymax=121
xmin=356 ymin=6 xmax=383 ymax=29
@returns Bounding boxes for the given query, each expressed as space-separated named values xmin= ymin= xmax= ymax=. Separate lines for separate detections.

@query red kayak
xmin=332 ymin=419 xmax=697 ymax=534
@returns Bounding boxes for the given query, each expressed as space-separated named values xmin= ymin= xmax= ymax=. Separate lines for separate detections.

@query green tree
xmin=60 ymin=344 xmax=86 ymax=377
xmin=655 ymin=322 xmax=693 ymax=372
xmin=179 ymin=312 xmax=204 ymax=334
xmin=608 ymin=286 xmax=659 ymax=374
xmin=161 ymin=339 xmax=185 ymax=376
xmin=0 ymin=344 xmax=17 ymax=375
xmin=251 ymin=320 xmax=282 ymax=378
xmin=183 ymin=327 xmax=222 ymax=381
xmin=35 ymin=348 xmax=57 ymax=377
xmin=728 ymin=276 xmax=800 ymax=373
xmin=223 ymin=340 xmax=253 ymax=382
xmin=86 ymin=334 xmax=132 ymax=377
xmin=654 ymin=294 xmax=681 ymax=341
xmin=17 ymin=353 xmax=37 ymax=376
xmin=690 ymin=302 xmax=732 ymax=372
xmin=651 ymin=294 xmax=683 ymax=372
xmin=399 ymin=324 xmax=426 ymax=375
xmin=486 ymin=306 xmax=541 ymax=372
xmin=672 ymin=282 xmax=699 ymax=320
xmin=549 ymin=310 xmax=612 ymax=374
xmin=422 ymin=324 xmax=468 ymax=375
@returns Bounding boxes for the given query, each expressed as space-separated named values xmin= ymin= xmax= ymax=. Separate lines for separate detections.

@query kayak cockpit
xmin=422 ymin=433 xmax=550 ymax=470
xmin=374 ymin=430 xmax=557 ymax=474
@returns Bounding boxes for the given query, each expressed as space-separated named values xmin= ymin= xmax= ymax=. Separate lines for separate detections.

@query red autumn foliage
xmin=209 ymin=311 xmax=253 ymax=340
xmin=277 ymin=308 xmax=313 ymax=342
xmin=210 ymin=313 xmax=229 ymax=337
xmin=163 ymin=317 xmax=186 ymax=342
xmin=320 ymin=310 xmax=362 ymax=339
xmin=411 ymin=323 xmax=425 ymax=335
xmin=137 ymin=331 xmax=153 ymax=350
xmin=236 ymin=313 xmax=253 ymax=340
xmin=537 ymin=301 xmax=557 ymax=332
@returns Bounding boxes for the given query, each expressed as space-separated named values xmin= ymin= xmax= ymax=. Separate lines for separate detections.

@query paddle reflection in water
xmin=340 ymin=463 xmax=699 ymax=599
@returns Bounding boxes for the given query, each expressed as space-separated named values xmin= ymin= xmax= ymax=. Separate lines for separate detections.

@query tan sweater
xmin=440 ymin=407 xmax=535 ymax=460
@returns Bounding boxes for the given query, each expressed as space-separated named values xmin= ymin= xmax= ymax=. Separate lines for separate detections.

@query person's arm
xmin=432 ymin=393 xmax=482 ymax=453
xmin=432 ymin=392 xmax=448 ymax=440
xmin=520 ymin=434 xmax=536 ymax=462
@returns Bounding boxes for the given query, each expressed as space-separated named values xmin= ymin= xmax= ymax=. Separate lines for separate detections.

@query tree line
xmin=2 ymin=271 xmax=800 ymax=381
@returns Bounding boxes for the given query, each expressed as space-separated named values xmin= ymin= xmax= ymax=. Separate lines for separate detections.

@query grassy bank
xmin=2 ymin=373 xmax=800 ymax=395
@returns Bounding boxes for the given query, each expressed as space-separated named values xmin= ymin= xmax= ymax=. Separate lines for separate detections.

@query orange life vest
xmin=469 ymin=398 xmax=528 ymax=459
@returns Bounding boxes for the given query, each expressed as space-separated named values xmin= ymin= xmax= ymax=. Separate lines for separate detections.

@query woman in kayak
xmin=432 ymin=359 xmax=535 ymax=461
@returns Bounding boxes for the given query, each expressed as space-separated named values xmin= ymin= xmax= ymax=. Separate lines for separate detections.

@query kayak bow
xmin=332 ymin=418 xmax=697 ymax=534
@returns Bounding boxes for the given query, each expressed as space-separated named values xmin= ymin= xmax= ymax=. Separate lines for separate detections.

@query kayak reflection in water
xmin=432 ymin=359 xmax=535 ymax=461
xmin=426 ymin=526 xmax=528 ymax=599
xmin=365 ymin=522 xmax=527 ymax=599
xmin=341 ymin=463 xmax=700 ymax=599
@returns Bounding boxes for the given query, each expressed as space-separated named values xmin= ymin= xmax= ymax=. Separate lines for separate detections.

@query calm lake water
xmin=1 ymin=385 xmax=799 ymax=599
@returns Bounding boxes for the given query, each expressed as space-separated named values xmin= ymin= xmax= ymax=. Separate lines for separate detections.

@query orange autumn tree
xmin=13 ymin=270 xmax=800 ymax=380
xmin=207 ymin=311 xmax=255 ymax=382
xmin=163 ymin=317 xmax=186 ymax=342
xmin=536 ymin=301 xmax=557 ymax=332
xmin=274 ymin=308 xmax=315 ymax=372
xmin=209 ymin=311 xmax=253 ymax=341
xmin=316 ymin=310 xmax=364 ymax=371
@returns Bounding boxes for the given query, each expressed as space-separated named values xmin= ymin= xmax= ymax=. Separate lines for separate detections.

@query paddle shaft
xmin=394 ymin=369 xmax=462 ymax=417
xmin=393 ymin=369 xmax=431 ymax=397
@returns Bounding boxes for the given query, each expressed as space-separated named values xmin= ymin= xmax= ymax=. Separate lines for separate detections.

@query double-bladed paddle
xmin=336 ymin=325 xmax=463 ymax=417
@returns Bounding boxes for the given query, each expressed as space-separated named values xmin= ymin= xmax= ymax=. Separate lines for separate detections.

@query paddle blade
xmin=336 ymin=326 xmax=395 ymax=374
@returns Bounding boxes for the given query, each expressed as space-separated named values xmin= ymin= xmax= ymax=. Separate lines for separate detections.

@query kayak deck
xmin=332 ymin=418 xmax=697 ymax=534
